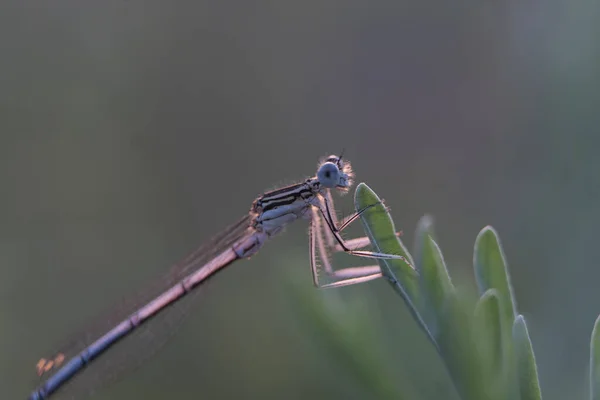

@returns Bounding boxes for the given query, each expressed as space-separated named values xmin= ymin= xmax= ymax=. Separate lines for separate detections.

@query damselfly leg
xmin=322 ymin=189 xmax=402 ymax=249
xmin=310 ymin=190 xmax=411 ymax=289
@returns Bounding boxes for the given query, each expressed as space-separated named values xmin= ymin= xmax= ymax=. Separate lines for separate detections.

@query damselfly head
xmin=317 ymin=154 xmax=354 ymax=192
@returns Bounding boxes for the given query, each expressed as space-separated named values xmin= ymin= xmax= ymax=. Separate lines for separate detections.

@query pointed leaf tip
xmin=513 ymin=315 xmax=542 ymax=400
xmin=474 ymin=289 xmax=503 ymax=373
xmin=473 ymin=226 xmax=517 ymax=343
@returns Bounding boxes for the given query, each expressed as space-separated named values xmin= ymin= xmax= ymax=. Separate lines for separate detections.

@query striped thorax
xmin=253 ymin=155 xmax=353 ymax=235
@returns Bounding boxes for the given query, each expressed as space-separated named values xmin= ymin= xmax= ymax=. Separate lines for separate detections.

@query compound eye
xmin=317 ymin=162 xmax=341 ymax=188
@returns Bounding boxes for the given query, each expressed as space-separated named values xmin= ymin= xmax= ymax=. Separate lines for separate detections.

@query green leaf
xmin=436 ymin=291 xmax=487 ymax=400
xmin=589 ymin=315 xmax=600 ymax=400
xmin=354 ymin=183 xmax=439 ymax=348
xmin=513 ymin=315 xmax=542 ymax=400
xmin=473 ymin=288 xmax=511 ymax=399
xmin=354 ymin=183 xmax=418 ymax=305
xmin=418 ymin=230 xmax=455 ymax=338
xmin=474 ymin=289 xmax=503 ymax=374
xmin=473 ymin=226 xmax=517 ymax=342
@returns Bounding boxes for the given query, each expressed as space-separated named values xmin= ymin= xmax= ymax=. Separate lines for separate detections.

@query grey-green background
xmin=1 ymin=1 xmax=598 ymax=399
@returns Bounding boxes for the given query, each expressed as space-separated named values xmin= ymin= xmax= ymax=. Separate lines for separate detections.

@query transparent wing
xmin=32 ymin=215 xmax=253 ymax=399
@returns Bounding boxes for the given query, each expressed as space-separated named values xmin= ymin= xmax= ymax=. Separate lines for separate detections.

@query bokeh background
xmin=1 ymin=1 xmax=599 ymax=399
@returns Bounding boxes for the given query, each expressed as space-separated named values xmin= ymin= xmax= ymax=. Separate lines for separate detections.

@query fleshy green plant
xmin=289 ymin=182 xmax=600 ymax=399
xmin=353 ymin=182 xmax=541 ymax=400
xmin=287 ymin=183 xmax=552 ymax=399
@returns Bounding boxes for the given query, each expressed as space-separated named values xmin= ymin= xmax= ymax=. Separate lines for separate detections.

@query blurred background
xmin=1 ymin=1 xmax=599 ymax=399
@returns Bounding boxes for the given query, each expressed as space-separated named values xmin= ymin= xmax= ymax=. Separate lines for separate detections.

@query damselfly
xmin=29 ymin=154 xmax=410 ymax=399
